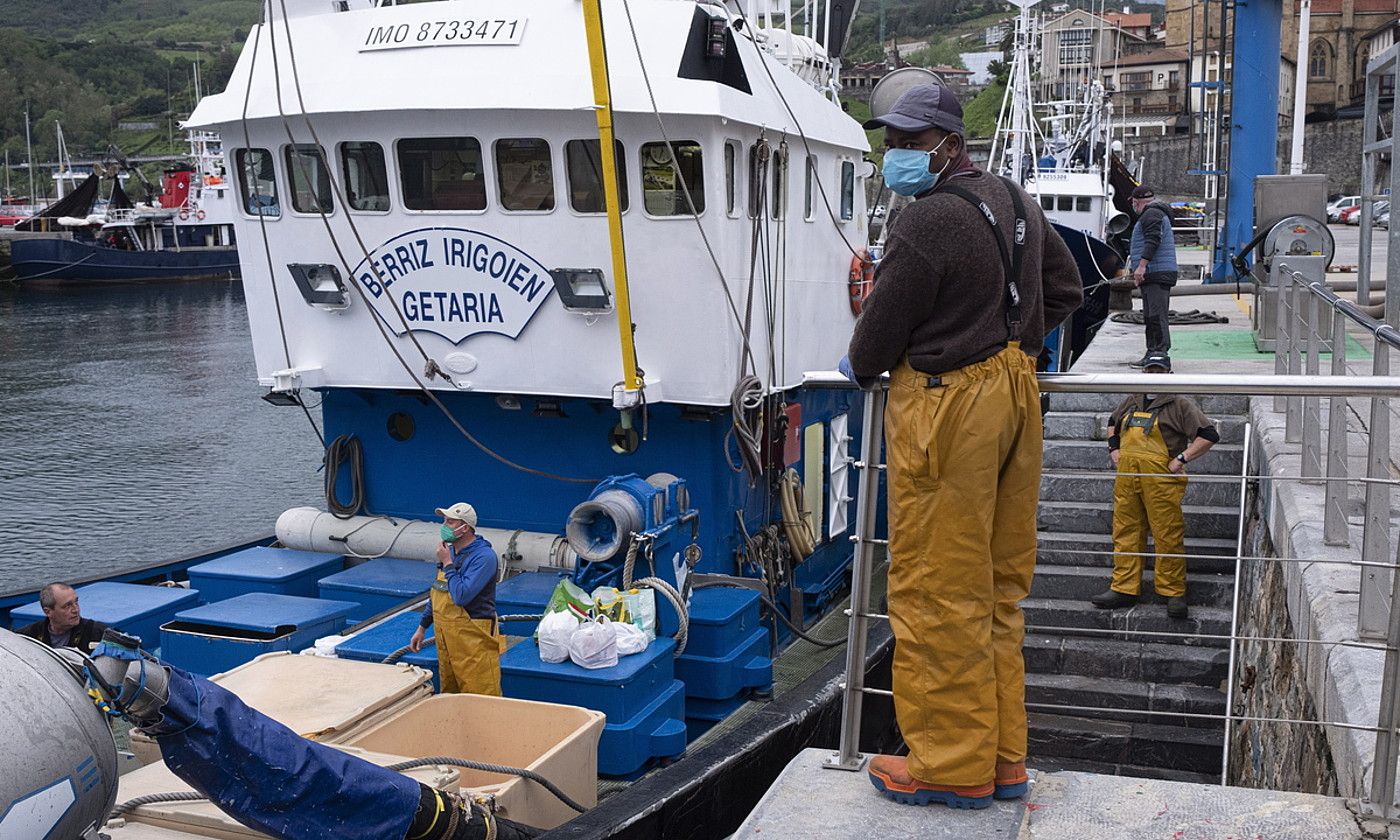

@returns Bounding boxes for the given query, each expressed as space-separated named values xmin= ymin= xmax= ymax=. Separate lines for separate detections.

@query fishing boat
xmin=9 ymin=132 xmax=240 ymax=283
xmin=2 ymin=1 xmax=901 ymax=837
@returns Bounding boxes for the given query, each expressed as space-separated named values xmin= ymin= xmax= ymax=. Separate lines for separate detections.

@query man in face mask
xmin=846 ymin=82 xmax=1084 ymax=809
xmin=408 ymin=502 xmax=503 ymax=695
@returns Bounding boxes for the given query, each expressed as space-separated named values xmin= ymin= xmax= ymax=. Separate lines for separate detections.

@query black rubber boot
xmin=1128 ymin=355 xmax=1149 ymax=368
xmin=1167 ymin=596 xmax=1190 ymax=619
xmin=1089 ymin=589 xmax=1139 ymax=609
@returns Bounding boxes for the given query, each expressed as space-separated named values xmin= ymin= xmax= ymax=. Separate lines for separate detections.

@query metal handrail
xmin=803 ymin=371 xmax=1400 ymax=397
xmin=1277 ymin=265 xmax=1400 ymax=351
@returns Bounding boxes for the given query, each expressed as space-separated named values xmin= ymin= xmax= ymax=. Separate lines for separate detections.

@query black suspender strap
xmin=936 ymin=177 xmax=1028 ymax=340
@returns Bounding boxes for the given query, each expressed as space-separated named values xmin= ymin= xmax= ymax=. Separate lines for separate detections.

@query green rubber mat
xmin=1167 ymin=328 xmax=1372 ymax=361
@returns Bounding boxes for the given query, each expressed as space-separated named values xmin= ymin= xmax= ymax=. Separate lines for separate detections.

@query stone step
xmin=1026 ymin=672 xmax=1224 ymax=730
xmin=1022 ymin=597 xmax=1233 ymax=648
xmin=1030 ymin=565 xmax=1234 ymax=607
xmin=1040 ymin=473 xmax=1242 ymax=508
xmin=1043 ymin=440 xmax=1244 ymax=473
xmin=1037 ymin=531 xmax=1238 ymax=574
xmin=1026 ymin=753 xmax=1221 ymax=786
xmin=1038 ymin=500 xmax=1241 ymax=540
xmin=1047 ymin=392 xmax=1250 ymax=415
xmin=1028 ymin=712 xmax=1223 ymax=776
xmin=1023 ymin=634 xmax=1229 ymax=688
xmin=1044 ymin=412 xmax=1249 ymax=445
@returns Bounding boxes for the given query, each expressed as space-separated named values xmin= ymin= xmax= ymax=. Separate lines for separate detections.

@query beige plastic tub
xmin=131 ymin=652 xmax=432 ymax=765
xmin=111 ymin=747 xmax=458 ymax=839
xmin=345 ymin=693 xmax=605 ymax=831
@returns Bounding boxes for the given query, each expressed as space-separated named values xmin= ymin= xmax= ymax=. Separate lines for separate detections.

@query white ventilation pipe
xmin=275 ymin=507 xmax=577 ymax=571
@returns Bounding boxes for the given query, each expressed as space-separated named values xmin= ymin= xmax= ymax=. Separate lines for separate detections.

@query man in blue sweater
xmin=1127 ymin=185 xmax=1179 ymax=367
xmin=408 ymin=502 xmax=502 ymax=695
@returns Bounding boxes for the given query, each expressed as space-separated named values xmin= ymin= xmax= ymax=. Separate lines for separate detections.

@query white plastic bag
xmin=538 ymin=609 xmax=580 ymax=664
xmin=623 ymin=588 xmax=657 ymax=641
xmin=569 ymin=617 xmax=619 ymax=670
xmin=613 ymin=620 xmax=648 ymax=656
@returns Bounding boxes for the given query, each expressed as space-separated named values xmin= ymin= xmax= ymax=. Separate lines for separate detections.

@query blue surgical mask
xmin=882 ymin=136 xmax=952 ymax=197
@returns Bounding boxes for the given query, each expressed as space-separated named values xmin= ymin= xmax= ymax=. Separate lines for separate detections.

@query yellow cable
xmin=581 ymin=0 xmax=642 ymax=394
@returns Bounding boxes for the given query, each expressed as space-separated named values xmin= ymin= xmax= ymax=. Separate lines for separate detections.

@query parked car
xmin=1328 ymin=195 xmax=1361 ymax=222
xmin=1342 ymin=204 xmax=1366 ymax=224
xmin=1378 ymin=209 xmax=1390 ymax=229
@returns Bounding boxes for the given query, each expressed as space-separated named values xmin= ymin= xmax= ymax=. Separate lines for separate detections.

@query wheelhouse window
xmin=495 ymin=138 xmax=555 ymax=212
xmin=839 ymin=160 xmax=855 ymax=221
xmin=565 ymin=139 xmax=628 ymax=214
xmin=725 ymin=140 xmax=740 ymax=217
xmin=804 ymin=155 xmax=817 ymax=221
xmin=641 ymin=141 xmax=704 ymax=216
xmin=398 ymin=137 xmax=486 ymax=211
xmin=236 ymin=148 xmax=280 ymax=217
xmin=1075 ymin=196 xmax=1091 ymax=212
xmin=340 ymin=141 xmax=390 ymax=212
xmin=771 ymin=144 xmax=788 ymax=220
xmin=284 ymin=144 xmax=334 ymax=214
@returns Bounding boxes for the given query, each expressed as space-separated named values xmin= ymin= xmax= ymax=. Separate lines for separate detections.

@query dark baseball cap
xmin=1143 ymin=352 xmax=1172 ymax=371
xmin=1131 ymin=185 xmax=1156 ymax=199
xmin=863 ymin=83 xmax=965 ymax=136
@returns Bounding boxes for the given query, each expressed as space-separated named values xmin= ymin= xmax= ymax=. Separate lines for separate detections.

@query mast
xmin=24 ymin=106 xmax=35 ymax=202
xmin=993 ymin=0 xmax=1042 ymax=184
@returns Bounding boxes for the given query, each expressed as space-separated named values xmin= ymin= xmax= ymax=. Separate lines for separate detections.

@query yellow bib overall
xmin=885 ymin=345 xmax=1041 ymax=787
xmin=1111 ymin=408 xmax=1187 ymax=598
xmin=431 ymin=570 xmax=503 ymax=696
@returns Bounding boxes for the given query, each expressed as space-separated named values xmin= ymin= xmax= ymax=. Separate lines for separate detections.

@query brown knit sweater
xmin=849 ymin=169 xmax=1083 ymax=377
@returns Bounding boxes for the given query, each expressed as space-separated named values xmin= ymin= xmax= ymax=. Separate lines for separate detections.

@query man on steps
xmin=1091 ymin=354 xmax=1219 ymax=619
xmin=1127 ymin=185 xmax=1178 ymax=368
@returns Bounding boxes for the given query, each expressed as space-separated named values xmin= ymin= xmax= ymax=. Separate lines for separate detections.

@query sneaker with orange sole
xmin=866 ymin=755 xmax=994 ymax=809
xmin=994 ymin=761 xmax=1029 ymax=800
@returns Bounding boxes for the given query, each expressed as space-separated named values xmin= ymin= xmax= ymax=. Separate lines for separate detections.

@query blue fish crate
xmin=160 ymin=593 xmax=358 ymax=677
xmin=335 ymin=612 xmax=440 ymax=690
xmin=683 ymin=587 xmax=763 ymax=659
xmin=675 ymin=626 xmax=772 ymax=701
xmin=501 ymin=638 xmax=686 ymax=777
xmin=496 ymin=570 xmax=570 ymax=637
xmin=11 ymin=582 xmax=201 ymax=650
xmin=317 ymin=558 xmax=437 ymax=622
xmin=187 ymin=546 xmax=345 ymax=602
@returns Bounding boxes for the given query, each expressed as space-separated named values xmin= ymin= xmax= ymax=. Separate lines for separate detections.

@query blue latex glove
xmin=838 ymin=355 xmax=858 ymax=385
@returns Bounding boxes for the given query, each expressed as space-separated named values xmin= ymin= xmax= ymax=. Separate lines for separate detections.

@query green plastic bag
xmin=534 ymin=578 xmax=594 ymax=640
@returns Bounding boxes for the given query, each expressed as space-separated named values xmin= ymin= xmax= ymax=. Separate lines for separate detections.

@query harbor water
xmin=0 ymin=279 xmax=323 ymax=594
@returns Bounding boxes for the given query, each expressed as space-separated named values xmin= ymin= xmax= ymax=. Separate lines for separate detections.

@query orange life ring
xmin=178 ymin=208 xmax=190 ymax=221
xmin=848 ymin=254 xmax=874 ymax=315
xmin=196 ymin=209 xmax=207 ymax=221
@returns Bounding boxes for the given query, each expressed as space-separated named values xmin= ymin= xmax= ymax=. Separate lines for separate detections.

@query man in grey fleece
xmin=847 ymin=81 xmax=1083 ymax=809
xmin=1127 ymin=185 xmax=1179 ymax=366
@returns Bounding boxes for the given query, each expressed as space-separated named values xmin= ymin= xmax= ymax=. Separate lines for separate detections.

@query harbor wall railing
xmin=807 ymin=355 xmax=1400 ymax=820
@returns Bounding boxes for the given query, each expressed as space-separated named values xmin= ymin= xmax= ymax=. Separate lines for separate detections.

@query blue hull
xmin=11 ymin=236 xmax=241 ymax=283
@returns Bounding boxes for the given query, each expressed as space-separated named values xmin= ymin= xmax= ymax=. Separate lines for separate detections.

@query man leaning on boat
xmin=16 ymin=582 xmax=108 ymax=650
xmin=409 ymin=502 xmax=503 ymax=696
xmin=843 ymin=80 xmax=1083 ymax=810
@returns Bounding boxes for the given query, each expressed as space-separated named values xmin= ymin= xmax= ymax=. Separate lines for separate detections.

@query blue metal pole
xmin=1212 ymin=0 xmax=1283 ymax=281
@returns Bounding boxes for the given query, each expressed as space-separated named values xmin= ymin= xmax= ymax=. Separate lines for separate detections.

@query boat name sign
xmin=360 ymin=18 xmax=525 ymax=52
xmin=352 ymin=228 xmax=553 ymax=344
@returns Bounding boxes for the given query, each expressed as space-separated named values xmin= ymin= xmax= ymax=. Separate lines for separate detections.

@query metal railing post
xmin=1358 ymin=68 xmax=1379 ymax=306
xmin=1274 ymin=267 xmax=1291 ymax=413
xmin=1360 ymin=338 xmax=1393 ymax=640
xmin=1302 ymin=291 xmax=1323 ymax=483
xmin=1324 ymin=308 xmax=1351 ymax=546
xmin=1220 ymin=423 xmax=1253 ymax=786
xmin=1286 ymin=279 xmax=1304 ymax=442
xmin=1365 ymin=532 xmax=1400 ymax=819
xmin=825 ymin=388 xmax=887 ymax=771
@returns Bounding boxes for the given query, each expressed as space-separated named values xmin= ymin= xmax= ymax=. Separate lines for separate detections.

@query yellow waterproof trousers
xmin=1110 ymin=412 xmax=1187 ymax=597
xmin=885 ymin=346 xmax=1042 ymax=787
xmin=431 ymin=576 xmax=503 ymax=696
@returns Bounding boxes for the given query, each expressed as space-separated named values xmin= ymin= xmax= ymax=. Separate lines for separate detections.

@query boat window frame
xmin=494 ymin=137 xmax=557 ymax=214
xmin=639 ymin=140 xmax=706 ymax=219
xmin=804 ymin=154 xmax=817 ymax=222
xmin=724 ymin=139 xmax=742 ymax=219
xmin=283 ymin=143 xmax=336 ymax=216
xmin=338 ymin=140 xmax=393 ymax=214
xmin=1075 ymin=196 xmax=1092 ymax=212
xmin=564 ymin=138 xmax=631 ymax=216
xmin=771 ymin=143 xmax=788 ymax=221
xmin=395 ymin=135 xmax=489 ymax=214
xmin=235 ymin=147 xmax=282 ymax=220
xmin=838 ymin=159 xmax=855 ymax=222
